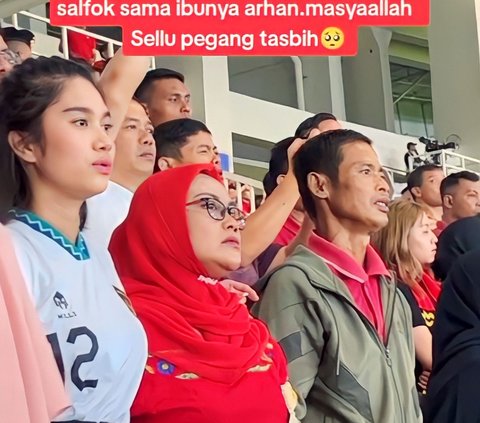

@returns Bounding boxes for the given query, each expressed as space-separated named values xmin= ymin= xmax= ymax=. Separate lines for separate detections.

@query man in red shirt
xmin=67 ymin=29 xmax=96 ymax=63
xmin=255 ymin=129 xmax=419 ymax=422
xmin=293 ymin=129 xmax=390 ymax=337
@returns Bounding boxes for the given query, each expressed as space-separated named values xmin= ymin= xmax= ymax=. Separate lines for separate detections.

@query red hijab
xmin=109 ymin=164 xmax=272 ymax=385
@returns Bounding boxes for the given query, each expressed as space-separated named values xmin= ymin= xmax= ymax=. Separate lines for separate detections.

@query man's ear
xmin=276 ymin=173 xmax=286 ymax=186
xmin=8 ymin=131 xmax=37 ymax=164
xmin=307 ymin=172 xmax=330 ymax=200
xmin=410 ymin=186 xmax=422 ymax=200
xmin=442 ymin=194 xmax=453 ymax=209
xmin=157 ymin=157 xmax=175 ymax=171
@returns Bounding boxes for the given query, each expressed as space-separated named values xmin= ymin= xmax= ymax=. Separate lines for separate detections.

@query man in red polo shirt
xmin=254 ymin=129 xmax=420 ymax=423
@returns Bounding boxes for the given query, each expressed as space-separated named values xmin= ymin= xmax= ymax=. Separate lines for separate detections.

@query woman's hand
xmin=418 ymin=369 xmax=431 ymax=391
xmin=219 ymin=279 xmax=259 ymax=304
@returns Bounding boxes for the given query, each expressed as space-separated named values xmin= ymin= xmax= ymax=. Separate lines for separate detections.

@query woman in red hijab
xmin=109 ymin=164 xmax=297 ymax=423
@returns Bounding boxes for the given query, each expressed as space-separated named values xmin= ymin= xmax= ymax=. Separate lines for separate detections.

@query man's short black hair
xmin=294 ymin=129 xmax=373 ymax=220
xmin=294 ymin=112 xmax=337 ymax=139
xmin=263 ymin=136 xmax=295 ymax=196
xmin=407 ymin=164 xmax=443 ymax=192
xmin=134 ymin=68 xmax=185 ymax=103
xmin=153 ymin=118 xmax=211 ymax=170
xmin=440 ymin=171 xmax=480 ymax=197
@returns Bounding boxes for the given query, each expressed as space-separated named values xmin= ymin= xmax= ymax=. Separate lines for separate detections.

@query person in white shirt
xmin=85 ymin=99 xmax=155 ymax=247
xmin=0 ymin=54 xmax=149 ymax=422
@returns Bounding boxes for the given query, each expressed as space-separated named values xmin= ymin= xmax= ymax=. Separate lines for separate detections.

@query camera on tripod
xmin=418 ymin=136 xmax=458 ymax=153
xmin=418 ymin=136 xmax=459 ymax=165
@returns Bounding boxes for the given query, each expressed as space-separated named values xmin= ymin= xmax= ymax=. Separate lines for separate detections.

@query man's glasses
xmin=0 ymin=49 xmax=21 ymax=66
xmin=186 ymin=197 xmax=246 ymax=228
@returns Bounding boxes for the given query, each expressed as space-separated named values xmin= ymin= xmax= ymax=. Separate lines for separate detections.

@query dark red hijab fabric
xmin=109 ymin=164 xmax=272 ymax=385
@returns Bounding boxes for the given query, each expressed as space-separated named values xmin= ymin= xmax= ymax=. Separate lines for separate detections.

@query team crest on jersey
xmin=53 ymin=291 xmax=77 ymax=319
xmin=114 ymin=286 xmax=137 ymax=316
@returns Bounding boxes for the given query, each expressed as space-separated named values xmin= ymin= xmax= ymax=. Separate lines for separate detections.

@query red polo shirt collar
xmin=310 ymin=234 xmax=389 ymax=341
xmin=312 ymin=234 xmax=390 ymax=282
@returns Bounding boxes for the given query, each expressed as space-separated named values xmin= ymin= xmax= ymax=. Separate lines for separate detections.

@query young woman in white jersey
xmin=0 ymin=56 xmax=147 ymax=422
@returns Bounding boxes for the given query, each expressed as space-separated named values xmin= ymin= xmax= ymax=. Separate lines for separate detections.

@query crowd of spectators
xmin=1 ymin=24 xmax=480 ymax=423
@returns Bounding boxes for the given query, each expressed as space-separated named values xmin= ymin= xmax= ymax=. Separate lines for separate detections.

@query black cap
xmin=2 ymin=27 xmax=34 ymax=47
xmin=407 ymin=142 xmax=417 ymax=148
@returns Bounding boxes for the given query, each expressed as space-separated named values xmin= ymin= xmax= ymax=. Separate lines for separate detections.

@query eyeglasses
xmin=186 ymin=197 xmax=246 ymax=228
xmin=0 ymin=49 xmax=21 ymax=66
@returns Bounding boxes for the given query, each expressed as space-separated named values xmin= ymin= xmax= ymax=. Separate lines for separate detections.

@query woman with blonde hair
xmin=372 ymin=199 xmax=440 ymax=395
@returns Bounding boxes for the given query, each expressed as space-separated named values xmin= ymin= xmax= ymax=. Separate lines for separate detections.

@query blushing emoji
xmin=321 ymin=27 xmax=344 ymax=50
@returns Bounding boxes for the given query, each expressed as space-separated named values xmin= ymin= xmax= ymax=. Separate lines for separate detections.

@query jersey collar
xmin=10 ymin=209 xmax=90 ymax=261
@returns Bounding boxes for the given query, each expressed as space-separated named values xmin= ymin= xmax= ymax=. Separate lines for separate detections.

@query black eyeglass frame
xmin=186 ymin=197 xmax=246 ymax=228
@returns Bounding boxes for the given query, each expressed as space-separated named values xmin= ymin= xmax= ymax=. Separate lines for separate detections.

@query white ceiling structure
xmin=0 ymin=0 xmax=45 ymax=18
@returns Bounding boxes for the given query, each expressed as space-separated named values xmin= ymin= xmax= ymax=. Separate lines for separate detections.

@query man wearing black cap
xmin=0 ymin=32 xmax=18 ymax=79
xmin=2 ymin=27 xmax=34 ymax=62
xmin=404 ymin=141 xmax=423 ymax=171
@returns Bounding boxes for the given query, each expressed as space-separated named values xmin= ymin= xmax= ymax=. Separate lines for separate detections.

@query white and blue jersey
xmin=7 ymin=209 xmax=147 ymax=423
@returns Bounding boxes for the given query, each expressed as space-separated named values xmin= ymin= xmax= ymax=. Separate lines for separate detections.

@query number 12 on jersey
xmin=47 ymin=326 xmax=99 ymax=391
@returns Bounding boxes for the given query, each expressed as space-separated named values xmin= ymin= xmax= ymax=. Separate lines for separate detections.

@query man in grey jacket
xmin=254 ymin=129 xmax=421 ymax=422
